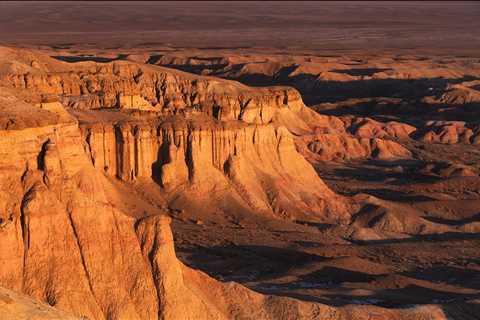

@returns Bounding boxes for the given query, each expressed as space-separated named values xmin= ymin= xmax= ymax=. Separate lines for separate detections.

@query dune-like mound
xmin=0 ymin=286 xmax=80 ymax=320
xmin=437 ymin=80 xmax=480 ymax=105
xmin=413 ymin=121 xmax=480 ymax=145
xmin=293 ymin=115 xmax=413 ymax=162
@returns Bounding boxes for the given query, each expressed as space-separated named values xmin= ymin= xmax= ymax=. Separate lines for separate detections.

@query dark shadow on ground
xmin=320 ymin=284 xmax=480 ymax=307
xmin=180 ymin=244 xmax=328 ymax=283
xmin=52 ymin=54 xmax=128 ymax=63
xmin=332 ymin=166 xmax=441 ymax=185
xmin=350 ymin=232 xmax=480 ymax=245
xmin=403 ymin=265 xmax=480 ymax=290
xmin=331 ymin=68 xmax=392 ymax=77
xmin=253 ymin=266 xmax=480 ymax=308
xmin=293 ymin=220 xmax=334 ymax=231
xmin=424 ymin=213 xmax=480 ymax=226
xmin=360 ymin=189 xmax=436 ymax=202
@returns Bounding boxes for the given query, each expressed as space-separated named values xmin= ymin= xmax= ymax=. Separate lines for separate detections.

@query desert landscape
xmin=1 ymin=1 xmax=480 ymax=319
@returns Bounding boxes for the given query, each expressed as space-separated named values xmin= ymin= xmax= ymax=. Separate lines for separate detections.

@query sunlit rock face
xmin=0 ymin=46 xmax=458 ymax=320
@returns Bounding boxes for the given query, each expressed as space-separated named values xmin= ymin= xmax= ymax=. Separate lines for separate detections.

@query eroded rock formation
xmin=0 ymin=46 xmax=354 ymax=221
xmin=0 ymin=46 xmax=305 ymax=125
xmin=0 ymin=117 xmax=451 ymax=319
xmin=3 ymin=46 xmax=471 ymax=320
xmin=80 ymin=119 xmax=351 ymax=220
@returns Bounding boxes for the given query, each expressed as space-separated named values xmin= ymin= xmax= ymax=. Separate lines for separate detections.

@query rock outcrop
xmin=342 ymin=117 xmax=416 ymax=140
xmin=0 ymin=46 xmax=353 ymax=221
xmin=413 ymin=121 xmax=480 ymax=145
xmin=0 ymin=122 xmax=161 ymax=320
xmin=0 ymin=46 xmax=307 ymax=125
xmin=418 ymin=161 xmax=478 ymax=178
xmin=293 ymin=115 xmax=413 ymax=162
xmin=436 ymin=80 xmax=480 ymax=105
xmin=80 ymin=119 xmax=351 ymax=221
xmin=302 ymin=134 xmax=412 ymax=161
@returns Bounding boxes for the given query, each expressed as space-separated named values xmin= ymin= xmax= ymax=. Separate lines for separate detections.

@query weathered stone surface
xmin=0 ymin=286 xmax=80 ymax=320
xmin=81 ymin=120 xmax=351 ymax=221
xmin=413 ymin=120 xmax=480 ymax=144
xmin=303 ymin=134 xmax=412 ymax=161
xmin=0 ymin=46 xmax=455 ymax=320
xmin=0 ymin=46 xmax=308 ymax=125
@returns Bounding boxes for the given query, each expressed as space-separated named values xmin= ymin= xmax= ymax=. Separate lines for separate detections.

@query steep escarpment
xmin=0 ymin=115 xmax=445 ymax=320
xmin=0 ymin=46 xmax=419 ymax=165
xmin=1 ymin=46 xmax=476 ymax=320
xmin=0 ymin=117 xmax=231 ymax=319
xmin=0 ymin=46 xmax=354 ymax=221
xmin=80 ymin=118 xmax=351 ymax=221
xmin=139 ymin=50 xmax=480 ymax=149
xmin=0 ymin=122 xmax=162 ymax=319
xmin=0 ymin=47 xmax=353 ymax=318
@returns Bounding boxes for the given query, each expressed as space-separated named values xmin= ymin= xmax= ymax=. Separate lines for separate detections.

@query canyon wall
xmin=0 ymin=120 xmax=241 ymax=319
xmin=0 ymin=46 xmax=455 ymax=320
xmin=0 ymin=46 xmax=354 ymax=220
xmin=0 ymin=120 xmax=448 ymax=320
xmin=0 ymin=122 xmax=160 ymax=319
xmin=0 ymin=47 xmax=351 ymax=318
xmin=80 ymin=120 xmax=351 ymax=221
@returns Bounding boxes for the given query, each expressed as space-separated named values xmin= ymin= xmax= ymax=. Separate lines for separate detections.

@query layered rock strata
xmin=0 ymin=46 xmax=457 ymax=320
xmin=0 ymin=46 xmax=305 ymax=125
xmin=80 ymin=119 xmax=351 ymax=220
xmin=0 ymin=119 xmax=450 ymax=320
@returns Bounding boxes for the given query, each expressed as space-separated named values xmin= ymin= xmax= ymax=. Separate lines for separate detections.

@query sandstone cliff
xmin=0 ymin=110 xmax=444 ymax=320
xmin=0 ymin=46 xmax=454 ymax=320
xmin=0 ymin=45 xmax=354 ymax=221
xmin=0 ymin=117 xmax=449 ymax=320
xmin=80 ymin=119 xmax=351 ymax=221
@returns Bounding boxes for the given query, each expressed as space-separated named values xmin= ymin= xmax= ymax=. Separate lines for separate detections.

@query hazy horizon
xmin=1 ymin=1 xmax=479 ymax=52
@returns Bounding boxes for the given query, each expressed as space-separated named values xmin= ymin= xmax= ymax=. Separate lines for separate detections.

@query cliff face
xmin=0 ymin=120 xmax=447 ymax=320
xmin=0 ymin=46 xmax=456 ymax=320
xmin=0 ymin=119 xmax=222 ymax=319
xmin=0 ymin=47 xmax=352 ymax=319
xmin=80 ymin=120 xmax=351 ymax=221
xmin=0 ymin=46 xmax=354 ymax=220
xmin=0 ymin=123 xmax=160 ymax=319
